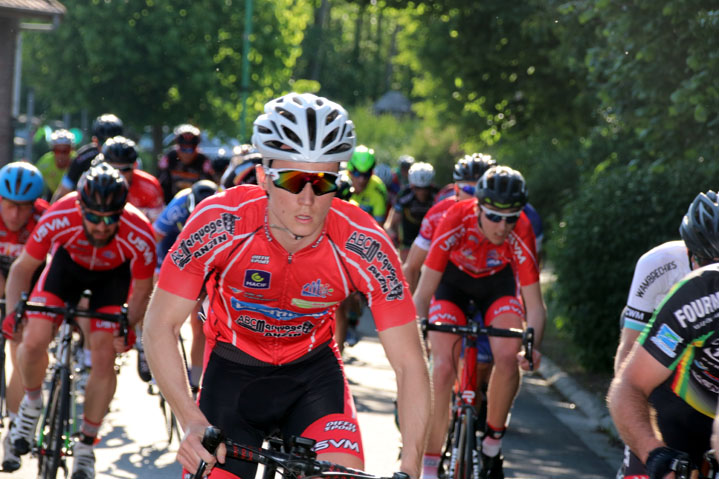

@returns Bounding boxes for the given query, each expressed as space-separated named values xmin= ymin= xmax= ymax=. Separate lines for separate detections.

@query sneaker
xmin=136 ymin=347 xmax=152 ymax=383
xmin=71 ymin=441 xmax=95 ymax=479
xmin=9 ymin=398 xmax=42 ymax=456
xmin=479 ymin=451 xmax=504 ymax=479
xmin=2 ymin=423 xmax=21 ymax=472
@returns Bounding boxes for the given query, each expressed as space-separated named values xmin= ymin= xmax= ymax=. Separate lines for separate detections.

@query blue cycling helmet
xmin=0 ymin=162 xmax=44 ymax=202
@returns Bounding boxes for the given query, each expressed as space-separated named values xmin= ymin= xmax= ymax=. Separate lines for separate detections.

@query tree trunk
xmin=151 ymin=123 xmax=164 ymax=174
xmin=352 ymin=4 xmax=364 ymax=66
xmin=0 ymin=17 xmax=19 ymax=165
xmin=308 ymin=0 xmax=331 ymax=81
xmin=384 ymin=23 xmax=400 ymax=94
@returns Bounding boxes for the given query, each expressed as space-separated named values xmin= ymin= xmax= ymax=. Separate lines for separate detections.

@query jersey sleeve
xmin=621 ymin=251 xmax=680 ymax=331
xmin=424 ymin=203 xmax=463 ymax=272
xmin=513 ymin=217 xmax=540 ymax=286
xmin=127 ymin=218 xmax=158 ymax=280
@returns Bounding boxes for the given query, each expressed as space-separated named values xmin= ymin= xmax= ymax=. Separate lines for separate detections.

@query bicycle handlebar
xmin=193 ymin=426 xmax=409 ymax=479
xmin=15 ymin=293 xmax=130 ymax=344
xmin=420 ymin=319 xmax=535 ymax=371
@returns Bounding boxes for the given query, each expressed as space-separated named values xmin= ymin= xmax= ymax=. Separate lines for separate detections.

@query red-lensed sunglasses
xmin=265 ymin=168 xmax=339 ymax=196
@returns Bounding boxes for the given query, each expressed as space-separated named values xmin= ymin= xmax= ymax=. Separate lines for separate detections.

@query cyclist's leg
xmin=286 ymin=344 xmax=364 ymax=470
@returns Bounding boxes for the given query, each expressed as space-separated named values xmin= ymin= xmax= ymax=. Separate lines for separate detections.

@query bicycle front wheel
xmin=38 ymin=368 xmax=70 ymax=479
xmin=160 ymin=394 xmax=178 ymax=444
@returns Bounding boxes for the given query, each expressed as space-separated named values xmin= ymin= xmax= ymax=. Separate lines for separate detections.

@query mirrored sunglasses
xmin=480 ymin=204 xmax=521 ymax=224
xmin=265 ymin=168 xmax=339 ymax=196
xmin=350 ymin=169 xmax=372 ymax=179
xmin=457 ymin=184 xmax=476 ymax=196
xmin=83 ymin=210 xmax=122 ymax=225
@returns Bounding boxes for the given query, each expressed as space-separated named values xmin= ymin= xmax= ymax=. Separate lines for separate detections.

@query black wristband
xmin=645 ymin=446 xmax=690 ymax=479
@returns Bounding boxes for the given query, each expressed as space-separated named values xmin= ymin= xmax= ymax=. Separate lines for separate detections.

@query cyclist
xmin=219 ymin=144 xmax=263 ymax=189
xmin=36 ymin=129 xmax=76 ymax=198
xmin=52 ymin=113 xmax=123 ymax=203
xmin=157 ymin=123 xmax=212 ymax=204
xmin=0 ymin=162 xmax=47 ymax=472
xmin=384 ymin=162 xmax=437 ymax=262
xmin=3 ymin=163 xmax=156 ymax=479
xmin=402 ymin=154 xmax=496 ymax=293
xmin=143 ymin=92 xmax=430 ymax=479
xmin=393 ymin=154 xmax=414 ymax=195
xmin=414 ymin=165 xmax=544 ymax=479
xmin=99 ymin=136 xmax=165 ymax=222
xmin=611 ymin=190 xmax=719 ymax=479
xmin=347 ymin=145 xmax=388 ymax=224
xmin=210 ymin=148 xmax=232 ymax=184
xmin=149 ymin=180 xmax=219 ymax=386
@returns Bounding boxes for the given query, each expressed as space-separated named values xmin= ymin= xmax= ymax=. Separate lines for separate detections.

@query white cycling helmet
xmin=374 ymin=163 xmax=393 ymax=187
xmin=50 ymin=129 xmax=75 ymax=147
xmin=252 ymin=92 xmax=356 ymax=163
xmin=408 ymin=162 xmax=435 ymax=187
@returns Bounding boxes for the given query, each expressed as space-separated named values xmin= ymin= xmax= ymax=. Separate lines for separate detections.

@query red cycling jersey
xmin=24 ymin=192 xmax=156 ymax=279
xmin=158 ymin=184 xmax=415 ymax=365
xmin=425 ymin=198 xmax=539 ymax=286
xmin=415 ymin=196 xmax=457 ymax=251
xmin=128 ymin=169 xmax=164 ymax=223
xmin=0 ymin=198 xmax=49 ymax=274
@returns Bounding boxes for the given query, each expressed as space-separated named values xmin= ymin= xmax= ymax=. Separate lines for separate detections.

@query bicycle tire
xmin=160 ymin=394 xmax=177 ymax=444
xmin=38 ymin=368 xmax=70 ymax=479
xmin=462 ymin=410 xmax=478 ymax=479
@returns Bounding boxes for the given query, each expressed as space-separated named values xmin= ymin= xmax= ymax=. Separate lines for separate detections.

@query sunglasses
xmin=480 ymin=204 xmax=521 ymax=224
xmin=179 ymin=145 xmax=197 ymax=153
xmin=265 ymin=168 xmax=339 ymax=196
xmin=350 ymin=170 xmax=372 ymax=179
xmin=53 ymin=147 xmax=72 ymax=154
xmin=457 ymin=184 xmax=476 ymax=196
xmin=83 ymin=210 xmax=122 ymax=225
xmin=110 ymin=164 xmax=134 ymax=173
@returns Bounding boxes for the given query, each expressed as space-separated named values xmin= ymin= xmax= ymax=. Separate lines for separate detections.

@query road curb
xmin=537 ymin=356 xmax=620 ymax=441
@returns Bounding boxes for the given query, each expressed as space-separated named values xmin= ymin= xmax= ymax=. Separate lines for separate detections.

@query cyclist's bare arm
xmin=127 ymin=276 xmax=153 ymax=328
xmin=714 ymin=404 xmax=719 ymax=462
xmin=5 ymin=250 xmax=44 ymax=314
xmin=51 ymin=183 xmax=72 ymax=203
xmin=519 ymin=281 xmax=546 ymax=370
xmin=614 ymin=327 xmax=642 ymax=374
xmin=144 ymin=286 xmax=224 ymax=471
xmin=377 ymin=320 xmax=431 ymax=479
xmin=608 ymin=345 xmax=672 ymax=465
xmin=412 ymin=265 xmax=443 ymax=318
xmin=402 ymin=244 xmax=428 ymax=294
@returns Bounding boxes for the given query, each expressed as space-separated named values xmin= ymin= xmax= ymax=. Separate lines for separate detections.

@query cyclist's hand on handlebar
xmin=113 ymin=328 xmax=136 ymax=353
xmin=1 ymin=311 xmax=17 ymax=340
xmin=179 ymin=420 xmax=225 ymax=477
xmin=517 ymin=348 xmax=541 ymax=371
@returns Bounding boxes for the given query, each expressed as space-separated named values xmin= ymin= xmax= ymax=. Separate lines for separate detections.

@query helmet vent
xmin=322 ymin=127 xmax=338 ymax=148
xmin=276 ymin=107 xmax=296 ymax=124
xmin=282 ymin=126 xmax=302 ymax=148
xmin=306 ymin=108 xmax=317 ymax=151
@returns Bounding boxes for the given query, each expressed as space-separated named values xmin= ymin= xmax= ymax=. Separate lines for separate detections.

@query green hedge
xmin=548 ymin=158 xmax=719 ymax=372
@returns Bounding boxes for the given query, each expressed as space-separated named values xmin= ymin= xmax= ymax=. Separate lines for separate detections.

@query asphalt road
xmin=5 ymin=320 xmax=623 ymax=478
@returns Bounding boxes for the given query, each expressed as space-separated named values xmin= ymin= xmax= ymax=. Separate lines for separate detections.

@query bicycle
xmin=0 ymin=299 xmax=7 ymax=427
xmin=14 ymin=291 xmax=129 ymax=479
xmin=675 ymin=449 xmax=719 ymax=479
xmin=191 ymin=425 xmax=409 ymax=479
xmin=420 ymin=318 xmax=534 ymax=479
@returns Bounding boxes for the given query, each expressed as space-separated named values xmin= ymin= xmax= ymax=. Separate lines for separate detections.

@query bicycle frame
xmin=15 ymin=292 xmax=129 ymax=479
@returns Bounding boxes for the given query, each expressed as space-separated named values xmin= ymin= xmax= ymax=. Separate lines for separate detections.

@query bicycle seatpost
xmin=194 ymin=426 xmax=225 ymax=478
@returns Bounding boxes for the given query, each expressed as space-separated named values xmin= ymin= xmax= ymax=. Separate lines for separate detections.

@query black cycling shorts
xmin=31 ymin=246 xmax=131 ymax=315
xmin=198 ymin=341 xmax=363 ymax=479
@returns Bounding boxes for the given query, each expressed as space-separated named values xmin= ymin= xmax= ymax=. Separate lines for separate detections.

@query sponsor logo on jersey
xmin=346 ymin=232 xmax=382 ymax=262
xmin=635 ymin=261 xmax=677 ymax=298
xmin=231 ymin=297 xmax=328 ymax=321
xmin=33 ymin=216 xmax=70 ymax=242
xmin=486 ymin=250 xmax=502 ymax=268
xmin=324 ymin=420 xmax=357 ymax=433
xmin=172 ymin=213 xmax=240 ymax=268
xmin=313 ymin=438 xmax=360 ymax=454
xmin=193 ymin=232 xmax=228 ymax=259
xmin=672 ymin=291 xmax=719 ymax=329
xmin=301 ymin=279 xmax=333 ymax=298
xmin=649 ymin=323 xmax=682 ymax=358
xmin=291 ymin=298 xmax=338 ymax=309
xmin=622 ymin=306 xmax=649 ymax=322
xmin=251 ymin=255 xmax=270 ymax=264
xmin=439 ymin=230 xmax=463 ymax=252
xmin=234 ymin=315 xmax=314 ymax=337
xmin=346 ymin=231 xmax=404 ymax=301
xmin=170 ymin=241 xmax=192 ymax=269
xmin=508 ymin=234 xmax=527 ymax=265
xmin=244 ymin=270 xmax=270 ymax=289
xmin=128 ymin=231 xmax=154 ymax=266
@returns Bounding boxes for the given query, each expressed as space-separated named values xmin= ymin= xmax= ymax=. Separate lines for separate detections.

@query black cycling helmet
xmin=187 ymin=180 xmax=218 ymax=213
xmin=101 ymin=136 xmax=138 ymax=167
xmin=453 ymin=153 xmax=497 ymax=182
xmin=92 ymin=114 xmax=124 ymax=144
xmin=475 ymin=166 xmax=528 ymax=209
xmin=78 ymin=163 xmax=129 ymax=213
xmin=221 ymin=145 xmax=263 ymax=189
xmin=679 ymin=190 xmax=719 ymax=263
xmin=335 ymin=172 xmax=354 ymax=201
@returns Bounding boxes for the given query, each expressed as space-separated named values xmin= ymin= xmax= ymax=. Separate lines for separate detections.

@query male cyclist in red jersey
xmin=99 ymin=136 xmax=165 ymax=222
xmin=415 ymin=166 xmax=545 ymax=479
xmin=0 ymin=162 xmax=48 ymax=472
xmin=144 ymin=92 xmax=430 ymax=479
xmin=403 ymin=154 xmax=496 ymax=293
xmin=4 ymin=163 xmax=156 ymax=479
xmin=157 ymin=124 xmax=213 ymax=204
